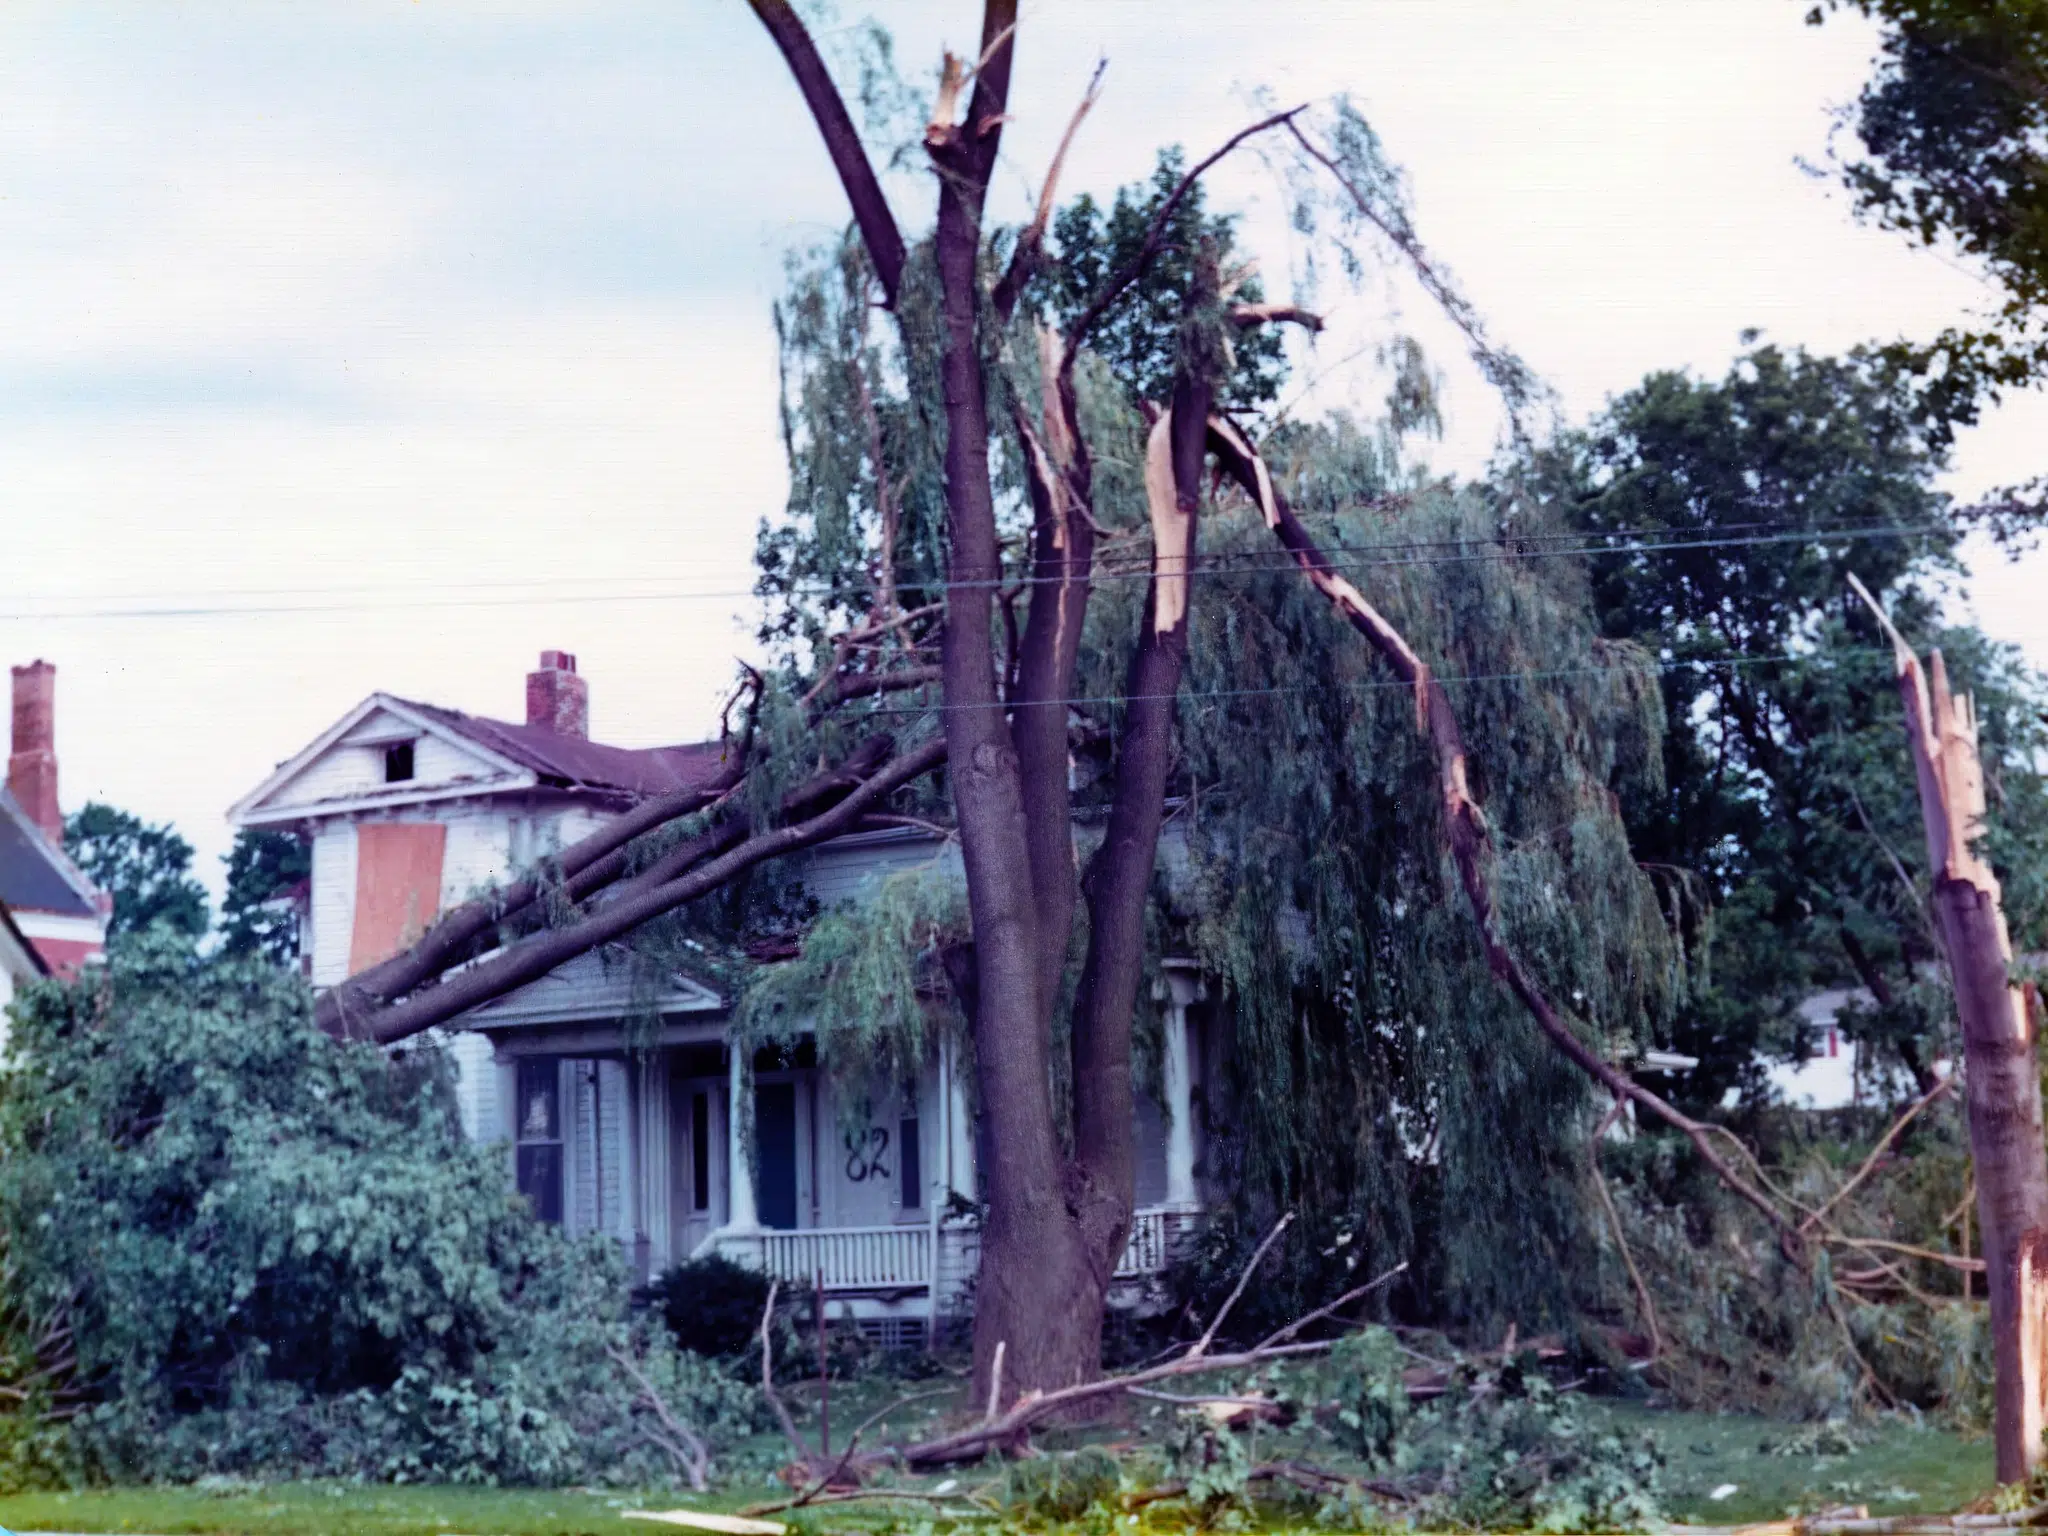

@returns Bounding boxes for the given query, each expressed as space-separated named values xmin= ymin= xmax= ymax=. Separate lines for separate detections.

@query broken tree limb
xmin=606 ymin=1342 xmax=713 ymax=1492
xmin=1191 ymin=1211 xmax=1292 ymax=1360
xmin=1589 ymin=1096 xmax=1663 ymax=1361
xmin=318 ymin=726 xmax=891 ymax=1037
xmin=1801 ymin=1072 xmax=1956 ymax=1237
xmin=1229 ymin=303 xmax=1324 ymax=332
xmin=1202 ymin=414 xmax=1800 ymax=1248
xmin=343 ymin=737 xmax=947 ymax=1045
xmin=1850 ymin=572 xmax=2048 ymax=1483
xmin=990 ymin=57 xmax=1106 ymax=323
xmin=744 ymin=0 xmax=906 ymax=308
xmin=1059 ymin=104 xmax=1307 ymax=370
xmin=312 ymin=754 xmax=748 ymax=1036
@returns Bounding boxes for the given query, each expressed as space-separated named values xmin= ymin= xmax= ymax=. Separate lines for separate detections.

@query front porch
xmin=460 ymin=951 xmax=1212 ymax=1339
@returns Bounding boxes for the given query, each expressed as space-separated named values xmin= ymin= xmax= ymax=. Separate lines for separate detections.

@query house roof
xmin=0 ymin=787 xmax=100 ymax=918
xmin=230 ymin=692 xmax=735 ymax=827
xmin=0 ymin=900 xmax=49 ymax=979
xmin=461 ymin=943 xmax=725 ymax=1029
xmin=393 ymin=698 xmax=731 ymax=800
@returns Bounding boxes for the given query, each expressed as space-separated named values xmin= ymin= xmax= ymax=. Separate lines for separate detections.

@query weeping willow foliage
xmin=736 ymin=111 xmax=1685 ymax=1327
xmin=734 ymin=866 xmax=966 ymax=1108
xmin=1047 ymin=373 xmax=1680 ymax=1326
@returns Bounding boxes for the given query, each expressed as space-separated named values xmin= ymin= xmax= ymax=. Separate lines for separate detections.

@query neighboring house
xmin=0 ymin=898 xmax=50 ymax=1045
xmin=2 ymin=661 xmax=109 ymax=980
xmin=229 ymin=651 xmax=1214 ymax=1341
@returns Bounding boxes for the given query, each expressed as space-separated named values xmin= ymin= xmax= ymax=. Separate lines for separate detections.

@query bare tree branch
xmin=606 ymin=1343 xmax=712 ymax=1492
xmin=1060 ymin=104 xmax=1306 ymax=370
xmin=1230 ymin=303 xmax=1324 ymax=331
xmin=992 ymin=58 xmax=1107 ymax=323
xmin=1190 ymin=1213 xmax=1292 ymax=1360
xmin=746 ymin=0 xmax=907 ymax=307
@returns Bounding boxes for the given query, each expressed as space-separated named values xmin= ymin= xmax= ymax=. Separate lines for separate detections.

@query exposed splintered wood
xmin=1142 ymin=408 xmax=1189 ymax=633
xmin=1850 ymin=573 xmax=2048 ymax=1483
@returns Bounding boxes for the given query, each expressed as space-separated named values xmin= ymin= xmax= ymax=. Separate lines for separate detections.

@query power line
xmin=0 ymin=519 xmax=1957 ymax=622
xmin=855 ymin=639 xmax=1947 ymax=720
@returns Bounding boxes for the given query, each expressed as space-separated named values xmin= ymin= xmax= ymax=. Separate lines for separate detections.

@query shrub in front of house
xmin=640 ymin=1254 xmax=775 ymax=1361
xmin=0 ymin=932 xmax=760 ymax=1487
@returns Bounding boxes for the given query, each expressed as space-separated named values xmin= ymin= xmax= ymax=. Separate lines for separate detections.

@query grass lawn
xmin=0 ymin=1398 xmax=2001 ymax=1534
xmin=0 ymin=1484 xmax=711 ymax=1536
xmin=1593 ymin=1401 xmax=1997 ymax=1526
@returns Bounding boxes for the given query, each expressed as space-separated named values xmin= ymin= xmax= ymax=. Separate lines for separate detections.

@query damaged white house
xmin=228 ymin=651 xmax=1211 ymax=1342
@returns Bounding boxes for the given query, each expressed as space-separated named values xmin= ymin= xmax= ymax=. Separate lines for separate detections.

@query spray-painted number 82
xmin=843 ymin=1126 xmax=891 ymax=1183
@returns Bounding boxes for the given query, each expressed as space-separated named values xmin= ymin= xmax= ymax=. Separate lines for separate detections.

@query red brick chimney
xmin=525 ymin=650 xmax=588 ymax=738
xmin=8 ymin=660 xmax=61 ymax=843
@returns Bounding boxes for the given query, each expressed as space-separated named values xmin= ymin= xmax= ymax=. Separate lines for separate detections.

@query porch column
xmin=635 ymin=1056 xmax=671 ymax=1277
xmin=942 ymin=1033 xmax=974 ymax=1204
xmin=1158 ymin=962 xmax=1204 ymax=1210
xmin=726 ymin=1045 xmax=759 ymax=1230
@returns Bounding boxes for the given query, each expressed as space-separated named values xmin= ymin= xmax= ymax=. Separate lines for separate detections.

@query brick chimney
xmin=525 ymin=650 xmax=588 ymax=738
xmin=8 ymin=660 xmax=61 ymax=843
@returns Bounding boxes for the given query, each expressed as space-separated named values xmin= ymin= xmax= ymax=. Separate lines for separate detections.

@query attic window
xmin=383 ymin=741 xmax=416 ymax=783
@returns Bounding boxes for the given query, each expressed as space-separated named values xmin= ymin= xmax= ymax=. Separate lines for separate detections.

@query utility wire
xmin=851 ymin=640 xmax=1942 ymax=720
xmin=0 ymin=519 xmax=1958 ymax=621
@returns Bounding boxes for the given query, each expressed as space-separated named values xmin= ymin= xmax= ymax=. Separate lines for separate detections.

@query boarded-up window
xmin=348 ymin=822 xmax=446 ymax=973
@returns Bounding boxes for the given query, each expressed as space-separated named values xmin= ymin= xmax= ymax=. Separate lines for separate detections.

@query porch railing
xmin=1116 ymin=1205 xmax=1175 ymax=1278
xmin=758 ymin=1224 xmax=931 ymax=1290
xmin=702 ymin=1205 xmax=1194 ymax=1295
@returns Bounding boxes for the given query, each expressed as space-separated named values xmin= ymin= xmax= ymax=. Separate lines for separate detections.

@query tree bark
xmin=1010 ymin=340 xmax=1096 ymax=1015
xmin=744 ymin=0 xmax=906 ymax=309
xmin=920 ymin=0 xmax=1105 ymax=1408
xmin=1849 ymin=579 xmax=2048 ymax=1483
xmin=1068 ymin=372 xmax=1212 ymax=1294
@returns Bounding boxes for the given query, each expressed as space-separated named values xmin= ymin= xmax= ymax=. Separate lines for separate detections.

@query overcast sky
xmin=3 ymin=1 xmax=2044 ymax=906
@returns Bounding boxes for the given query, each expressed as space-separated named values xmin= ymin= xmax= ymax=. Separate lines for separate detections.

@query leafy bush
xmin=0 ymin=934 xmax=761 ymax=1486
xmin=641 ymin=1255 xmax=775 ymax=1360
xmin=1311 ymin=1330 xmax=1666 ymax=1532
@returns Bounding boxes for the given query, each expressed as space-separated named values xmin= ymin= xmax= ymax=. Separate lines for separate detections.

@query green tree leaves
xmin=62 ymin=802 xmax=209 ymax=943
xmin=218 ymin=829 xmax=311 ymax=964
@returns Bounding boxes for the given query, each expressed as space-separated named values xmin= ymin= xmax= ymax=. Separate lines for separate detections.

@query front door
xmin=756 ymin=1082 xmax=799 ymax=1230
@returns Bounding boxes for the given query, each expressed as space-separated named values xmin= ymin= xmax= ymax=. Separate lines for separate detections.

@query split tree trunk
xmin=1852 ymin=576 xmax=2048 ymax=1481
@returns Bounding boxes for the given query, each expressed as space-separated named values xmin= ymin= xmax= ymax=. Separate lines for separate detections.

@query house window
xmin=899 ymin=1116 xmax=922 ymax=1210
xmin=691 ymin=1091 xmax=711 ymax=1212
xmin=383 ymin=741 xmax=416 ymax=783
xmin=515 ymin=1059 xmax=563 ymax=1224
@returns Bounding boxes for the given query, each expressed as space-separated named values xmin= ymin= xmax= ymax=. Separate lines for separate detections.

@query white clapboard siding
xmin=800 ymin=838 xmax=961 ymax=909
xmin=308 ymin=821 xmax=359 ymax=987
xmin=283 ymin=743 xmax=386 ymax=807
xmin=440 ymin=810 xmax=513 ymax=906
xmin=447 ymin=1031 xmax=500 ymax=1144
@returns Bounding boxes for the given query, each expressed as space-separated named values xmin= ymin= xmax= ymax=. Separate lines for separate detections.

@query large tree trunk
xmin=1853 ymin=591 xmax=2048 ymax=1483
xmin=1067 ymin=373 xmax=1212 ymax=1290
xmin=920 ymin=1 xmax=1105 ymax=1406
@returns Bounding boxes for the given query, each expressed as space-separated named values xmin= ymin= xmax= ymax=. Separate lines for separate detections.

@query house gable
xmin=230 ymin=695 xmax=537 ymax=828
xmin=464 ymin=946 xmax=725 ymax=1029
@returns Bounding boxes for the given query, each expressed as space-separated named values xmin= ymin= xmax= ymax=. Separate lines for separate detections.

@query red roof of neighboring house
xmin=394 ymin=699 xmax=733 ymax=802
